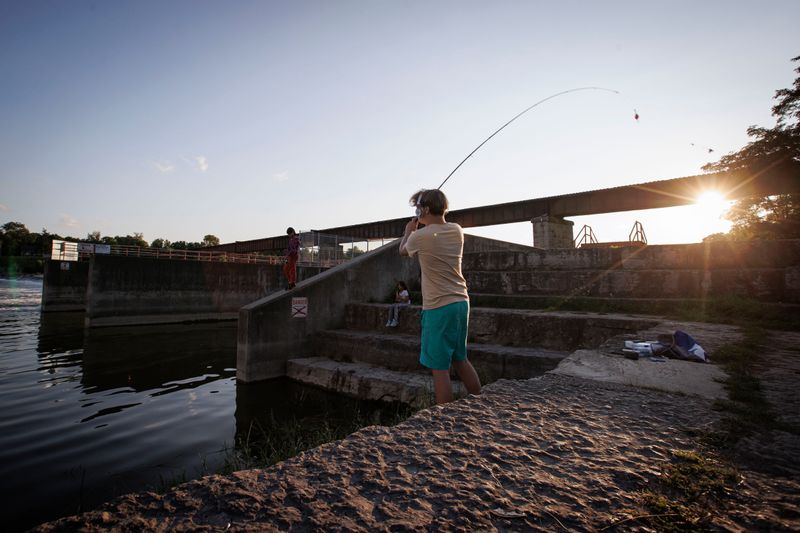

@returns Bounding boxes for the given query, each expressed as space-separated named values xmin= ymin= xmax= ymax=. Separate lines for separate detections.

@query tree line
xmin=703 ymin=54 xmax=799 ymax=241
xmin=0 ymin=223 xmax=220 ymax=257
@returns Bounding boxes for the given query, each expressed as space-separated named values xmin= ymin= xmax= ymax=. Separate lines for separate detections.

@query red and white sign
xmin=291 ymin=297 xmax=308 ymax=318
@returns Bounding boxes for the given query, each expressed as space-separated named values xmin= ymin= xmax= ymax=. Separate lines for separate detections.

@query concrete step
xmin=313 ymin=330 xmax=421 ymax=371
xmin=344 ymin=303 xmax=659 ymax=351
xmin=468 ymin=293 xmax=702 ymax=313
xmin=464 ymin=268 xmax=793 ymax=301
xmin=313 ymin=329 xmax=567 ymax=381
xmin=286 ymin=356 xmax=465 ymax=407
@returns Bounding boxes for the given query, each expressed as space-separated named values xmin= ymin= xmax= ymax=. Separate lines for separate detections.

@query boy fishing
xmin=399 ymin=189 xmax=481 ymax=404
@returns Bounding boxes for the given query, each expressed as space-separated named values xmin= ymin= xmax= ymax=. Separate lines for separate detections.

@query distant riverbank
xmin=0 ymin=256 xmax=44 ymax=277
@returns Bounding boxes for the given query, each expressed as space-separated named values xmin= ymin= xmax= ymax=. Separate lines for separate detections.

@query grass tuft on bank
xmin=629 ymin=450 xmax=740 ymax=532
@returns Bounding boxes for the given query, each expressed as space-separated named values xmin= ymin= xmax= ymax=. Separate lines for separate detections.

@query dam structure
xmin=39 ymin=165 xmax=800 ymax=404
xmin=235 ymin=165 xmax=800 ymax=402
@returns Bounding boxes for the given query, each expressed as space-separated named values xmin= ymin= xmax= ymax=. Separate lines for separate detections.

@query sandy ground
xmin=34 ymin=331 xmax=800 ymax=532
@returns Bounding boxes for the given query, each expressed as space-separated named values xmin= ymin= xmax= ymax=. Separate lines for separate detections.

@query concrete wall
xmin=464 ymin=239 xmax=800 ymax=271
xmin=41 ymin=260 xmax=90 ymax=312
xmin=462 ymin=235 xmax=536 ymax=253
xmin=463 ymin=239 xmax=800 ymax=303
xmin=85 ymin=255 xmax=323 ymax=327
xmin=237 ymin=240 xmax=421 ymax=382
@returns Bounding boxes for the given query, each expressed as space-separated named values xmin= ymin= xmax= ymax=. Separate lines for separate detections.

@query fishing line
xmin=437 ymin=86 xmax=621 ymax=190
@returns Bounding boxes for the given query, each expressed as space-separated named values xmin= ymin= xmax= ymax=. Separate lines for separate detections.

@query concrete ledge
xmin=85 ymin=311 xmax=239 ymax=328
xmin=312 ymin=329 xmax=566 ymax=382
xmin=287 ymin=357 xmax=437 ymax=407
xmin=549 ymin=349 xmax=728 ymax=400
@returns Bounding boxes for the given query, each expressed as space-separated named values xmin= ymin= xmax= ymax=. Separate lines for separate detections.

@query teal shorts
xmin=419 ymin=300 xmax=469 ymax=371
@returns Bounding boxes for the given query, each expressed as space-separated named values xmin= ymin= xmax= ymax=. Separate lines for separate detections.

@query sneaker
xmin=386 ymin=320 xmax=392 ymax=327
xmin=389 ymin=320 xmax=398 ymax=327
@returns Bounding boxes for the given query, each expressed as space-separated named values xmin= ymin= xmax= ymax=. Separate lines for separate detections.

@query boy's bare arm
xmin=399 ymin=218 xmax=419 ymax=256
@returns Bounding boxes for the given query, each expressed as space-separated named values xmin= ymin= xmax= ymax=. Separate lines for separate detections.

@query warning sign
xmin=291 ymin=297 xmax=308 ymax=318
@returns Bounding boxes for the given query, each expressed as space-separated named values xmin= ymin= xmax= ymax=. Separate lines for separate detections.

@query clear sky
xmin=1 ymin=0 xmax=798 ymax=247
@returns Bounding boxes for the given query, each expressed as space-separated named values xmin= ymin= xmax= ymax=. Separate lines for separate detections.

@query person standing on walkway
xmin=399 ymin=189 xmax=481 ymax=404
xmin=284 ymin=227 xmax=300 ymax=289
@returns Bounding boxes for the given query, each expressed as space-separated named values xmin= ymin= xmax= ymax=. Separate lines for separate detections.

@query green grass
xmin=625 ymin=450 xmax=740 ymax=532
xmin=658 ymin=451 xmax=738 ymax=500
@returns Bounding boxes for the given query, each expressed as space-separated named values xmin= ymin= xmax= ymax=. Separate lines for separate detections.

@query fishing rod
xmin=437 ymin=86 xmax=620 ymax=190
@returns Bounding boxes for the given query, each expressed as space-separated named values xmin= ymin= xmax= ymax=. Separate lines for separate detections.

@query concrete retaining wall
xmin=463 ymin=239 xmax=800 ymax=271
xmin=237 ymin=240 xmax=422 ymax=382
xmin=41 ymin=260 xmax=90 ymax=312
xmin=462 ymin=235 xmax=536 ymax=253
xmin=464 ymin=239 xmax=800 ymax=302
xmin=85 ymin=255 xmax=323 ymax=327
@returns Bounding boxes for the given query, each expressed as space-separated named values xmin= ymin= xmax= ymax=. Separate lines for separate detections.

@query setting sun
xmin=696 ymin=190 xmax=729 ymax=215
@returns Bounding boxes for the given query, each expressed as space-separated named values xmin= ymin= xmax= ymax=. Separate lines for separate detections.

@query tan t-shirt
xmin=405 ymin=223 xmax=469 ymax=310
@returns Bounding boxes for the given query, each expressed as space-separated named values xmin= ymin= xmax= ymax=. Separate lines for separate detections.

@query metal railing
xmin=109 ymin=245 xmax=281 ymax=264
xmin=50 ymin=240 xmax=281 ymax=265
xmin=629 ymin=220 xmax=648 ymax=244
xmin=574 ymin=225 xmax=598 ymax=248
xmin=49 ymin=233 xmax=399 ymax=267
xmin=296 ymin=231 xmax=396 ymax=267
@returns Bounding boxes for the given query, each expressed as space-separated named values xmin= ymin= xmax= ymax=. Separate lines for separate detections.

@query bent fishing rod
xmin=437 ymin=86 xmax=620 ymax=190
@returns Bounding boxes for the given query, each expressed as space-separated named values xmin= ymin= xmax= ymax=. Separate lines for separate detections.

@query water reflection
xmin=3 ymin=279 xmax=412 ymax=532
xmin=37 ymin=312 xmax=85 ymax=377
xmin=3 ymin=306 xmax=240 ymax=532
xmin=80 ymin=321 xmax=236 ymax=393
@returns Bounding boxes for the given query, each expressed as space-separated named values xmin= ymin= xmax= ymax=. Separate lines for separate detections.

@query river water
xmin=0 ymin=278 xmax=396 ymax=531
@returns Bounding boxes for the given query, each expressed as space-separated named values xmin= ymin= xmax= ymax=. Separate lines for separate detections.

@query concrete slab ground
xmin=549 ymin=349 xmax=728 ymax=400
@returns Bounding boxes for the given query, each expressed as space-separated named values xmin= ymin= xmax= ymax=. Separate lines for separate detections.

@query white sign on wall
xmin=94 ymin=244 xmax=111 ymax=254
xmin=291 ymin=297 xmax=308 ymax=318
xmin=51 ymin=240 xmax=78 ymax=261
xmin=77 ymin=243 xmax=95 ymax=254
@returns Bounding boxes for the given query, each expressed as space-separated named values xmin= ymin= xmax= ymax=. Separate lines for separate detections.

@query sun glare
xmin=663 ymin=190 xmax=735 ymax=241
xmin=696 ymin=190 xmax=730 ymax=218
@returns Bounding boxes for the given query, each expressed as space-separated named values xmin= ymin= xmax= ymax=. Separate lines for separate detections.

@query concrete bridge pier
xmin=532 ymin=214 xmax=575 ymax=249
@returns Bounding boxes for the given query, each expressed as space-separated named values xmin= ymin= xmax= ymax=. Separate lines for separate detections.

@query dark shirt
xmin=287 ymin=234 xmax=300 ymax=258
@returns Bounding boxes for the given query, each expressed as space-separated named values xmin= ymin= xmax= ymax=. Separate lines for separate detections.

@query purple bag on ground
xmin=671 ymin=330 xmax=708 ymax=363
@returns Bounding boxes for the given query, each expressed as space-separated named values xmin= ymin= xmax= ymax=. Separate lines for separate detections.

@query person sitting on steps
xmin=386 ymin=281 xmax=411 ymax=327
